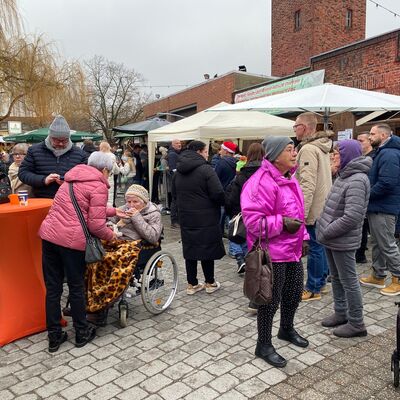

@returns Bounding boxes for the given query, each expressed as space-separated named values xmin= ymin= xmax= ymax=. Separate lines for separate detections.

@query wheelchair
xmin=117 ymin=241 xmax=179 ymax=327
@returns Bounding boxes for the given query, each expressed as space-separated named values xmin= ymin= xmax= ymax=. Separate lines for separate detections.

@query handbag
xmin=228 ymin=212 xmax=247 ymax=244
xmin=69 ymin=183 xmax=105 ymax=263
xmin=243 ymin=218 xmax=273 ymax=305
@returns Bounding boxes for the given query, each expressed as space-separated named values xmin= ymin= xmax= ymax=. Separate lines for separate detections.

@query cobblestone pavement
xmin=1 ymin=213 xmax=399 ymax=399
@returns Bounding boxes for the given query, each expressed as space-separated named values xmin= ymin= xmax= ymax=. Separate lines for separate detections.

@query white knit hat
xmin=125 ymin=184 xmax=149 ymax=203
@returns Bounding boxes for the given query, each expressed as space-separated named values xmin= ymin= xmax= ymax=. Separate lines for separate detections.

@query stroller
xmin=392 ymin=301 xmax=400 ymax=387
xmin=63 ymin=238 xmax=179 ymax=328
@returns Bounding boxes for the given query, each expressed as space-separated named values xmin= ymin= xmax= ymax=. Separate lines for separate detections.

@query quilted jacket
xmin=39 ymin=164 xmax=116 ymax=251
xmin=241 ymin=159 xmax=309 ymax=263
xmin=18 ymin=141 xmax=87 ymax=198
xmin=316 ymin=156 xmax=372 ymax=251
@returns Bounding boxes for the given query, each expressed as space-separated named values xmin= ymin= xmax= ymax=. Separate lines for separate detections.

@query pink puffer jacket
xmin=241 ymin=159 xmax=309 ymax=263
xmin=39 ymin=164 xmax=116 ymax=251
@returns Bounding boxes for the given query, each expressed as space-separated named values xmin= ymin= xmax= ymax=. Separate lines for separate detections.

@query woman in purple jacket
xmin=39 ymin=152 xmax=127 ymax=353
xmin=241 ymin=136 xmax=309 ymax=368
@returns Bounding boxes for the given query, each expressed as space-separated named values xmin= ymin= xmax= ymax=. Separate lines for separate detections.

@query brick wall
xmin=143 ymin=73 xmax=270 ymax=119
xmin=311 ymin=30 xmax=400 ymax=95
xmin=271 ymin=0 xmax=365 ymax=77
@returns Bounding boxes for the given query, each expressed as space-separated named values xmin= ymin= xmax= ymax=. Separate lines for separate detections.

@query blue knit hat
xmin=48 ymin=115 xmax=70 ymax=138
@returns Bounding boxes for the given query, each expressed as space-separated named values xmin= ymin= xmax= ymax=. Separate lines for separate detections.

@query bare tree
xmin=85 ymin=55 xmax=148 ymax=142
xmin=0 ymin=0 xmax=21 ymax=40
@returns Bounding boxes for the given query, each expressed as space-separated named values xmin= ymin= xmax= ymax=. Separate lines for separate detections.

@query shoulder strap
xmin=69 ymin=182 xmax=91 ymax=240
xmin=256 ymin=217 xmax=269 ymax=248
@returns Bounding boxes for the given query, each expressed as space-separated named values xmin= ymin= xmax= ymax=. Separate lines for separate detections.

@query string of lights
xmin=369 ymin=0 xmax=400 ymax=18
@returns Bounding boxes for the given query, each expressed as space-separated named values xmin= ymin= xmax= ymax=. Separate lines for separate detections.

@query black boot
xmin=75 ymin=325 xmax=96 ymax=348
xmin=48 ymin=331 xmax=68 ymax=353
xmin=255 ymin=342 xmax=287 ymax=368
xmin=277 ymin=327 xmax=309 ymax=348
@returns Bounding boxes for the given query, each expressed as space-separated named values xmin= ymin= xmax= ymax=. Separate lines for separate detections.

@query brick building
xmin=271 ymin=0 xmax=366 ymax=77
xmin=143 ymin=71 xmax=272 ymax=120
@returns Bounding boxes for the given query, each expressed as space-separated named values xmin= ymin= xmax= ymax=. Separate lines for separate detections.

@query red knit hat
xmin=221 ymin=141 xmax=237 ymax=154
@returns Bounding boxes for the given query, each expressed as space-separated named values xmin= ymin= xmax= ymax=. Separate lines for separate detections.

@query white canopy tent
xmin=147 ymin=102 xmax=295 ymax=195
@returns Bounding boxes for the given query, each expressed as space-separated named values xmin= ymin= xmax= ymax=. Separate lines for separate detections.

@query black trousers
xmin=257 ymin=262 xmax=303 ymax=344
xmin=185 ymin=259 xmax=215 ymax=285
xmin=42 ymin=240 xmax=88 ymax=335
xmin=356 ymin=218 xmax=369 ymax=259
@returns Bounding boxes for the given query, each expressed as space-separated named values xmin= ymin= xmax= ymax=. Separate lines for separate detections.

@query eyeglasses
xmin=50 ymin=137 xmax=69 ymax=144
xmin=292 ymin=123 xmax=305 ymax=130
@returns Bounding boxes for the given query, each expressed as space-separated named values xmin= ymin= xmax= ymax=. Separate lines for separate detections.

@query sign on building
xmin=8 ymin=121 xmax=22 ymax=135
xmin=234 ymin=70 xmax=325 ymax=103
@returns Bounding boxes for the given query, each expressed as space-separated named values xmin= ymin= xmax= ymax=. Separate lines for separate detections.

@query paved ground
xmin=1 ymin=210 xmax=400 ymax=399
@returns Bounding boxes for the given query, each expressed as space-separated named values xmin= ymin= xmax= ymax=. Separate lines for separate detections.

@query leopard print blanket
xmin=85 ymin=239 xmax=141 ymax=312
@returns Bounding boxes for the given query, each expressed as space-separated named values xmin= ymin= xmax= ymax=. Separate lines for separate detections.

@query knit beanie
xmin=125 ymin=184 xmax=150 ymax=203
xmin=262 ymin=136 xmax=293 ymax=162
xmin=48 ymin=115 xmax=71 ymax=138
xmin=337 ymin=139 xmax=362 ymax=171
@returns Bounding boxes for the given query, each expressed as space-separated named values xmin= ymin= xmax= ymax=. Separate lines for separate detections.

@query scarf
xmin=45 ymin=136 xmax=73 ymax=157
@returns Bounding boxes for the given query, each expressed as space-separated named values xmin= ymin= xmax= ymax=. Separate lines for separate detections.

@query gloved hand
xmin=283 ymin=217 xmax=303 ymax=234
xmin=302 ymin=240 xmax=310 ymax=257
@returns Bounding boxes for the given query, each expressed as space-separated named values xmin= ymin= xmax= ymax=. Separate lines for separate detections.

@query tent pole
xmin=323 ymin=108 xmax=330 ymax=130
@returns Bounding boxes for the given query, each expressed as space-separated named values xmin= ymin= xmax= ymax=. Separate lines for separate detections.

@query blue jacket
xmin=18 ymin=141 xmax=87 ymax=198
xmin=367 ymin=135 xmax=400 ymax=215
xmin=215 ymin=156 xmax=237 ymax=189
xmin=167 ymin=147 xmax=180 ymax=173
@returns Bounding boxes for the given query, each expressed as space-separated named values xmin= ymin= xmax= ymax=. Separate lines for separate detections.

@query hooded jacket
xmin=296 ymin=130 xmax=333 ymax=225
xmin=316 ymin=156 xmax=372 ymax=251
xmin=367 ymin=135 xmax=400 ymax=215
xmin=215 ymin=155 xmax=237 ymax=189
xmin=39 ymin=164 xmax=116 ymax=251
xmin=241 ymin=159 xmax=309 ymax=263
xmin=172 ymin=149 xmax=225 ymax=260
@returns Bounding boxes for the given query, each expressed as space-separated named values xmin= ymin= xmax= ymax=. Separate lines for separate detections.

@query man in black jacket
xmin=167 ymin=139 xmax=182 ymax=228
xmin=19 ymin=115 xmax=87 ymax=199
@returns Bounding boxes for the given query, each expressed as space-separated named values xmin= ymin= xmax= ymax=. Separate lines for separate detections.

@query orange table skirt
xmin=0 ymin=198 xmax=53 ymax=346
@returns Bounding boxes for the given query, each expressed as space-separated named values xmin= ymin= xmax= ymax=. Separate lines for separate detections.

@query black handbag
xmin=0 ymin=170 xmax=11 ymax=204
xmin=69 ymin=183 xmax=105 ymax=263
xmin=243 ymin=218 xmax=273 ymax=305
xmin=228 ymin=212 xmax=247 ymax=244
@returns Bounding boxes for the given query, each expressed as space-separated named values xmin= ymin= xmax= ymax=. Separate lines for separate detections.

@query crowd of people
xmin=1 ymin=113 xmax=400 ymax=369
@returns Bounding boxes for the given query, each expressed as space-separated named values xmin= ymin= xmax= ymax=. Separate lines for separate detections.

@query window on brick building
xmin=294 ymin=10 xmax=301 ymax=31
xmin=346 ymin=9 xmax=353 ymax=28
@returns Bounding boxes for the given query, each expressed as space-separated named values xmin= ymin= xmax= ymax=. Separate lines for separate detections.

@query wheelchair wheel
xmin=141 ymin=251 xmax=178 ymax=314
xmin=119 ymin=301 xmax=128 ymax=328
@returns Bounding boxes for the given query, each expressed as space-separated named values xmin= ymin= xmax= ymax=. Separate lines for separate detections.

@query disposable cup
xmin=17 ymin=190 xmax=29 ymax=206
xmin=8 ymin=193 xmax=19 ymax=205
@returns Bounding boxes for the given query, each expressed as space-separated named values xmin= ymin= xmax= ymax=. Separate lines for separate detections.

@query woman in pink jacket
xmin=39 ymin=151 xmax=127 ymax=352
xmin=241 ymin=136 xmax=309 ymax=368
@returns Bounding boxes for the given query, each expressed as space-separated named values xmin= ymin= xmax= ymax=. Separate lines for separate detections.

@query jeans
xmin=325 ymin=249 xmax=364 ymax=327
xmin=228 ymin=241 xmax=248 ymax=257
xmin=305 ymin=224 xmax=328 ymax=293
xmin=42 ymin=240 xmax=88 ymax=335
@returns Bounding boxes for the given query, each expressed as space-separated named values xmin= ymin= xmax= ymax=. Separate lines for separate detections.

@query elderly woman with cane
xmin=241 ymin=136 xmax=309 ymax=368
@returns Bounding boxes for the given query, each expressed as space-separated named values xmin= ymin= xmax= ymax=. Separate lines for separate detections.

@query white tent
xmin=147 ymin=102 xmax=295 ymax=194
xmin=214 ymin=83 xmax=400 ymax=126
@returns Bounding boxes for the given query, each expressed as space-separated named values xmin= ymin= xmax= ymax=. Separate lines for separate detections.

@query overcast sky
xmin=18 ymin=0 xmax=400 ymax=99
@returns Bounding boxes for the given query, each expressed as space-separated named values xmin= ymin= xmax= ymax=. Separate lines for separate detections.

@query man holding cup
xmin=19 ymin=115 xmax=87 ymax=199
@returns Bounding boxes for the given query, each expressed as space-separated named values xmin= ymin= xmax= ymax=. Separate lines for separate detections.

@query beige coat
xmin=296 ymin=131 xmax=333 ymax=225
xmin=8 ymin=162 xmax=33 ymax=196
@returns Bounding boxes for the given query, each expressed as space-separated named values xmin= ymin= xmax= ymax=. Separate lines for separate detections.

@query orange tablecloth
xmin=0 ymin=198 xmax=53 ymax=346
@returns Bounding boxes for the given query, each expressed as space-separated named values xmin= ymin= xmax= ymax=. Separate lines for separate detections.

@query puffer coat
xmin=241 ymin=159 xmax=309 ymax=263
xmin=39 ymin=164 xmax=116 ymax=251
xmin=173 ymin=149 xmax=225 ymax=261
xmin=316 ymin=156 xmax=372 ymax=251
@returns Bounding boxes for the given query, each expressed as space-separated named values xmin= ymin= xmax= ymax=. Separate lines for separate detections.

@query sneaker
xmin=75 ymin=326 xmax=96 ymax=348
xmin=380 ymin=277 xmax=400 ymax=296
xmin=205 ymin=281 xmax=221 ymax=294
xmin=360 ymin=274 xmax=386 ymax=289
xmin=302 ymin=290 xmax=321 ymax=302
xmin=237 ymin=262 xmax=246 ymax=274
xmin=247 ymin=302 xmax=259 ymax=314
xmin=186 ymin=282 xmax=205 ymax=295
xmin=320 ymin=285 xmax=329 ymax=295
xmin=356 ymin=256 xmax=368 ymax=264
xmin=48 ymin=331 xmax=68 ymax=353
